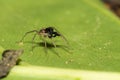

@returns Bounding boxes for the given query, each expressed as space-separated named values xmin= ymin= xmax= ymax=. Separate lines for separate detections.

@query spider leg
xmin=52 ymin=27 xmax=69 ymax=46
xmin=44 ymin=39 xmax=47 ymax=54
xmin=44 ymin=40 xmax=47 ymax=48
xmin=20 ymin=30 xmax=38 ymax=42
xmin=50 ymin=38 xmax=56 ymax=48
xmin=60 ymin=35 xmax=69 ymax=45
xmin=40 ymin=36 xmax=47 ymax=47
xmin=31 ymin=33 xmax=37 ymax=51
xmin=39 ymin=36 xmax=48 ymax=53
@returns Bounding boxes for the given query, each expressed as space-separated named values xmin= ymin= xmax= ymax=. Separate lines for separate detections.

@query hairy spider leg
xmin=20 ymin=30 xmax=38 ymax=42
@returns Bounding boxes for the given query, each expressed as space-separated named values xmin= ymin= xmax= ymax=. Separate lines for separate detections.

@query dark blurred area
xmin=102 ymin=0 xmax=120 ymax=17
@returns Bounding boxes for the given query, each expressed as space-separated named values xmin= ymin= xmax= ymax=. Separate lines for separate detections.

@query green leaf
xmin=0 ymin=0 xmax=120 ymax=80
xmin=3 ymin=66 xmax=120 ymax=80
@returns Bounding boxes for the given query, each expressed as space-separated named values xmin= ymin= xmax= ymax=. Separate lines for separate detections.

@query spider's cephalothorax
xmin=19 ymin=27 xmax=68 ymax=48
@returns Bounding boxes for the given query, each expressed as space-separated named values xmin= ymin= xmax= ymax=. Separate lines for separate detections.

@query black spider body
xmin=38 ymin=27 xmax=60 ymax=38
xmin=44 ymin=27 xmax=60 ymax=38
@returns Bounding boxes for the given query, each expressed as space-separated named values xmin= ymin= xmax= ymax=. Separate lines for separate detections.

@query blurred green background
xmin=0 ymin=0 xmax=120 ymax=73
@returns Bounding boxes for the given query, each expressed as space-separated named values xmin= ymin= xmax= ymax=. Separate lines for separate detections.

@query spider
xmin=19 ymin=27 xmax=68 ymax=49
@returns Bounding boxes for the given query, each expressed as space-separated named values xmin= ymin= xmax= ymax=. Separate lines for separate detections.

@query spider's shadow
xmin=25 ymin=41 xmax=70 ymax=57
